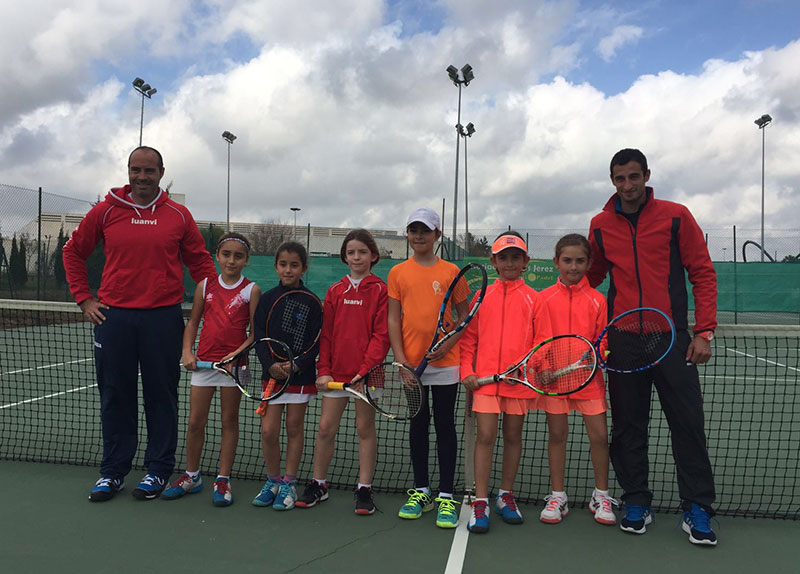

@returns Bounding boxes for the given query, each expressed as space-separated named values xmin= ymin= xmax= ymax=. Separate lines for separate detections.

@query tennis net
xmin=1 ymin=299 xmax=798 ymax=518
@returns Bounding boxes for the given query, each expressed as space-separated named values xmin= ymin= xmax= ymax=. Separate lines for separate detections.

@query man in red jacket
xmin=587 ymin=148 xmax=717 ymax=546
xmin=63 ymin=146 xmax=216 ymax=502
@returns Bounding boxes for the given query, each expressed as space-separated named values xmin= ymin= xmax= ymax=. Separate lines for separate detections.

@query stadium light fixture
xmin=754 ymin=114 xmax=772 ymax=262
xmin=132 ymin=77 xmax=158 ymax=146
xmin=222 ymin=131 xmax=237 ymax=232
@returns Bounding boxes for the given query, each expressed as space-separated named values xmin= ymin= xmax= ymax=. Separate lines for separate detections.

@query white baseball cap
xmin=406 ymin=207 xmax=441 ymax=231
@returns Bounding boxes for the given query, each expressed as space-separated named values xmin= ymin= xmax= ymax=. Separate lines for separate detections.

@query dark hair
xmin=494 ymin=229 xmax=524 ymax=241
xmin=216 ymin=232 xmax=251 ymax=254
xmin=275 ymin=241 xmax=308 ymax=268
xmin=128 ymin=146 xmax=164 ymax=169
xmin=610 ymin=148 xmax=648 ymax=175
xmin=554 ymin=233 xmax=591 ymax=260
xmin=340 ymin=228 xmax=380 ymax=268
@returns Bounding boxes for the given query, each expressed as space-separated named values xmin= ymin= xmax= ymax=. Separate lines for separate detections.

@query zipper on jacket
xmin=497 ymin=282 xmax=508 ymax=377
xmin=626 ymin=218 xmax=644 ymax=308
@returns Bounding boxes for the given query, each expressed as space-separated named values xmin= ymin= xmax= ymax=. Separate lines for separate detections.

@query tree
xmin=198 ymin=223 xmax=227 ymax=255
xmin=781 ymin=254 xmax=800 ymax=263
xmin=9 ymin=235 xmax=27 ymax=288
xmin=249 ymin=220 xmax=289 ymax=255
xmin=460 ymin=232 xmax=491 ymax=257
xmin=53 ymin=227 xmax=69 ymax=286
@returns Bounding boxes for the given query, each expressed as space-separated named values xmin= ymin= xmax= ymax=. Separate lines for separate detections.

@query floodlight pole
xmin=447 ymin=64 xmax=473 ymax=260
xmin=754 ymin=114 xmax=772 ymax=262
xmin=132 ymin=77 xmax=157 ymax=146
xmin=459 ymin=122 xmax=475 ymax=256
xmin=290 ymin=207 xmax=301 ymax=240
xmin=222 ymin=131 xmax=237 ymax=231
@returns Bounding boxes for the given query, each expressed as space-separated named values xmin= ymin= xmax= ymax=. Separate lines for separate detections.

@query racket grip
xmin=326 ymin=382 xmax=346 ymax=390
xmin=414 ymin=358 xmax=429 ymax=378
xmin=475 ymin=376 xmax=497 ymax=386
xmin=196 ymin=361 xmax=213 ymax=369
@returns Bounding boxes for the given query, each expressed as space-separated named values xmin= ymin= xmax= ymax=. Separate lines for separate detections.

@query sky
xmin=1 ymin=0 xmax=799 ymax=257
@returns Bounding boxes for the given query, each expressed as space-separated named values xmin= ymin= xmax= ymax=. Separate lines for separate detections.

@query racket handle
xmin=326 ymin=382 xmax=346 ymax=390
xmin=475 ymin=376 xmax=497 ymax=386
xmin=414 ymin=358 xmax=429 ymax=378
xmin=196 ymin=361 xmax=213 ymax=369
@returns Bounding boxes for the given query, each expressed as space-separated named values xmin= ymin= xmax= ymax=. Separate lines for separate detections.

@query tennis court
xmin=1 ymin=300 xmax=799 ymax=572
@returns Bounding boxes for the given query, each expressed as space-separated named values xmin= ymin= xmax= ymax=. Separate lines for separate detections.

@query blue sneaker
xmin=620 ymin=505 xmax=653 ymax=534
xmin=273 ymin=480 xmax=297 ymax=510
xmin=398 ymin=489 xmax=434 ymax=519
xmin=435 ymin=497 xmax=460 ymax=528
xmin=89 ymin=477 xmax=124 ymax=502
xmin=681 ymin=503 xmax=717 ymax=546
xmin=252 ymin=478 xmax=280 ymax=507
xmin=467 ymin=500 xmax=490 ymax=533
xmin=132 ymin=474 xmax=166 ymax=500
xmin=161 ymin=473 xmax=203 ymax=500
xmin=213 ymin=478 xmax=233 ymax=507
xmin=495 ymin=492 xmax=524 ymax=524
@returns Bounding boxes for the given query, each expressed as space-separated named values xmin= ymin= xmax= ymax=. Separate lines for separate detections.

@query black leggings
xmin=409 ymin=383 xmax=459 ymax=494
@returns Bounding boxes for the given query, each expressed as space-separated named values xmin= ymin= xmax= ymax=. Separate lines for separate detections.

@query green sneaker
xmin=398 ymin=489 xmax=434 ymax=519
xmin=435 ymin=497 xmax=460 ymax=528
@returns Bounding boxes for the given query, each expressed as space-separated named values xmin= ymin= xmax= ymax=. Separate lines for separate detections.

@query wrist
xmin=694 ymin=331 xmax=714 ymax=342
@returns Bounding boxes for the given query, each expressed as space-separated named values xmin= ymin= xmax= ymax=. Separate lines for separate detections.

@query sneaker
xmin=354 ymin=486 xmax=376 ymax=515
xmin=540 ymin=494 xmax=569 ymax=524
xmin=467 ymin=500 xmax=490 ymax=533
xmin=213 ymin=478 xmax=233 ymax=507
xmin=495 ymin=492 xmax=524 ymax=524
xmin=435 ymin=497 xmax=460 ymax=528
xmin=161 ymin=473 xmax=203 ymax=500
xmin=272 ymin=480 xmax=297 ymax=510
xmin=89 ymin=477 xmax=124 ymax=502
xmin=132 ymin=474 xmax=166 ymax=500
xmin=681 ymin=503 xmax=718 ymax=546
xmin=589 ymin=490 xmax=618 ymax=525
xmin=296 ymin=481 xmax=329 ymax=509
xmin=620 ymin=505 xmax=654 ymax=534
xmin=252 ymin=478 xmax=280 ymax=507
xmin=398 ymin=489 xmax=434 ymax=519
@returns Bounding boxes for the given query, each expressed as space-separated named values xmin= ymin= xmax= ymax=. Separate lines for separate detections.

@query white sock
xmin=415 ymin=486 xmax=431 ymax=495
xmin=186 ymin=470 xmax=200 ymax=480
xmin=357 ymin=483 xmax=371 ymax=490
xmin=438 ymin=492 xmax=453 ymax=499
xmin=314 ymin=478 xmax=327 ymax=486
xmin=594 ymin=488 xmax=609 ymax=497
xmin=498 ymin=489 xmax=511 ymax=498
xmin=216 ymin=475 xmax=229 ymax=482
xmin=552 ymin=491 xmax=567 ymax=501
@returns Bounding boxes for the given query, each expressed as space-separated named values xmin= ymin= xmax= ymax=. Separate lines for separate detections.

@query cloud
xmin=596 ymin=25 xmax=644 ymax=62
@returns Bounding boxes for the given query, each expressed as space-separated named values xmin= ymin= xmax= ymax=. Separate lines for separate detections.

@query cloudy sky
xmin=1 ymin=0 xmax=798 ymax=255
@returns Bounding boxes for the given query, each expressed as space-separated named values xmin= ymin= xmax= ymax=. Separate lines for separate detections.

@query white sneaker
xmin=589 ymin=490 xmax=618 ymax=525
xmin=540 ymin=494 xmax=569 ymax=524
xmin=273 ymin=480 xmax=297 ymax=510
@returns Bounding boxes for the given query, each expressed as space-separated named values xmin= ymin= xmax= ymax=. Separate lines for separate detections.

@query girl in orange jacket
xmin=537 ymin=234 xmax=617 ymax=526
xmin=460 ymin=231 xmax=553 ymax=533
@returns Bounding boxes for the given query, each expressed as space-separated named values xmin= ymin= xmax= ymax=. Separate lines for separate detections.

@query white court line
xmin=724 ymin=346 xmax=800 ymax=373
xmin=1 ymin=357 xmax=95 ymax=409
xmin=444 ymin=496 xmax=473 ymax=574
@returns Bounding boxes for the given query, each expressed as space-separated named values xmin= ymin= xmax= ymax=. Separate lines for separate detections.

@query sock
xmin=498 ymin=489 xmax=511 ymax=498
xmin=269 ymin=475 xmax=281 ymax=483
xmin=474 ymin=497 xmax=489 ymax=505
xmin=357 ymin=483 xmax=371 ymax=490
xmin=438 ymin=492 xmax=453 ymax=499
xmin=186 ymin=470 xmax=200 ymax=480
xmin=216 ymin=475 xmax=229 ymax=482
xmin=594 ymin=488 xmax=609 ymax=497
xmin=283 ymin=474 xmax=297 ymax=484
xmin=415 ymin=486 xmax=431 ymax=495
xmin=552 ymin=491 xmax=567 ymax=501
xmin=314 ymin=478 xmax=327 ymax=486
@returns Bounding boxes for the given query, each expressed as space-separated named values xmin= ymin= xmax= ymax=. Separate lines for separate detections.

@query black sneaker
xmin=89 ymin=477 xmax=124 ymax=502
xmin=295 ymin=481 xmax=329 ymax=508
xmin=132 ymin=474 xmax=166 ymax=500
xmin=354 ymin=486 xmax=375 ymax=515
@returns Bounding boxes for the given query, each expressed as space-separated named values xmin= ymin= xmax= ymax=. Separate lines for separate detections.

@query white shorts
xmin=420 ymin=365 xmax=460 ymax=386
xmin=190 ymin=368 xmax=237 ymax=388
xmin=319 ymin=387 xmax=384 ymax=400
xmin=268 ymin=391 xmax=313 ymax=405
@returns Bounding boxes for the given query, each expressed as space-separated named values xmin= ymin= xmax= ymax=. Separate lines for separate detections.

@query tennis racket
xmin=476 ymin=334 xmax=599 ymax=396
xmin=256 ymin=289 xmax=323 ymax=415
xmin=415 ymin=262 xmax=488 ymax=377
xmin=595 ymin=307 xmax=675 ymax=373
xmin=195 ymin=338 xmax=294 ymax=402
xmin=326 ymin=362 xmax=423 ymax=420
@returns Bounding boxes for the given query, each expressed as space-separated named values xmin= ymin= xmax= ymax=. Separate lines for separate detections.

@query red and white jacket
xmin=460 ymin=278 xmax=553 ymax=399
xmin=63 ymin=186 xmax=216 ymax=308
xmin=316 ymin=273 xmax=390 ymax=382
xmin=540 ymin=277 xmax=607 ymax=400
xmin=196 ymin=275 xmax=255 ymax=362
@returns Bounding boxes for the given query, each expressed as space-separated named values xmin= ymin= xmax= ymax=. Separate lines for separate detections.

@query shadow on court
xmin=2 ymin=461 xmax=798 ymax=573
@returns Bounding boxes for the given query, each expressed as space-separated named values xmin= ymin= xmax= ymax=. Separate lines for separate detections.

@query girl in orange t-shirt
xmin=536 ymin=233 xmax=617 ymax=526
xmin=461 ymin=231 xmax=553 ymax=533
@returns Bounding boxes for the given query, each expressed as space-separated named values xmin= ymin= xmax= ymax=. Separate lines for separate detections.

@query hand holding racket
xmin=415 ymin=263 xmax=488 ymax=377
xmin=476 ymin=334 xmax=598 ymax=396
xmin=595 ymin=307 xmax=675 ymax=373
xmin=326 ymin=362 xmax=423 ymax=420
xmin=194 ymin=337 xmax=294 ymax=402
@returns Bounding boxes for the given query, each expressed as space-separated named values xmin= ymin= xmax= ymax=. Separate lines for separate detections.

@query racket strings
xmin=526 ymin=336 xmax=596 ymax=394
xmin=366 ymin=364 xmax=422 ymax=419
xmin=606 ymin=313 xmax=673 ymax=370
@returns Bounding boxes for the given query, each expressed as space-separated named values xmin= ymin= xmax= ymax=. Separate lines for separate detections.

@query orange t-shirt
xmin=539 ymin=276 xmax=607 ymax=400
xmin=387 ymin=257 xmax=463 ymax=367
